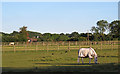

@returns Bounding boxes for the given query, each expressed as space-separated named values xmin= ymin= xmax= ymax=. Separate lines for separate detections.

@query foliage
xmin=1 ymin=20 xmax=120 ymax=42
xmin=109 ymin=20 xmax=120 ymax=39
xmin=19 ymin=26 xmax=28 ymax=42
xmin=91 ymin=20 xmax=120 ymax=41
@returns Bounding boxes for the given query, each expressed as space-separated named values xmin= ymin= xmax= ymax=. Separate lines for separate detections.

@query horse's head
xmin=90 ymin=47 xmax=97 ymax=64
xmin=94 ymin=51 xmax=98 ymax=64
xmin=94 ymin=56 xmax=97 ymax=64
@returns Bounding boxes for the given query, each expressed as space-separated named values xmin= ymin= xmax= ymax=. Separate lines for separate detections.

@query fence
xmin=2 ymin=41 xmax=119 ymax=52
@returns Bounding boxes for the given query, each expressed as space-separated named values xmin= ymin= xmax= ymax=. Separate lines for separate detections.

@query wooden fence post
xmin=68 ymin=41 xmax=70 ymax=51
xmin=24 ymin=42 xmax=25 ymax=52
xmin=81 ymin=41 xmax=83 ymax=48
xmin=42 ymin=42 xmax=44 ymax=50
xmin=113 ymin=41 xmax=115 ymax=50
xmin=42 ymin=42 xmax=44 ymax=46
xmin=47 ymin=42 xmax=48 ymax=52
xmin=76 ymin=41 xmax=78 ymax=50
xmin=89 ymin=41 xmax=91 ymax=46
xmin=30 ymin=42 xmax=31 ymax=47
xmin=35 ymin=42 xmax=38 ymax=52
xmin=79 ymin=41 xmax=81 ymax=49
xmin=13 ymin=45 xmax=16 ymax=53
xmin=62 ymin=41 xmax=64 ymax=46
xmin=112 ymin=41 xmax=113 ymax=50
xmin=24 ymin=42 xmax=27 ymax=52
xmin=17 ymin=42 xmax=18 ymax=46
xmin=58 ymin=42 xmax=59 ymax=51
xmin=2 ymin=45 xmax=4 ymax=53
xmin=76 ymin=41 xmax=77 ymax=46
xmin=101 ymin=41 xmax=102 ymax=50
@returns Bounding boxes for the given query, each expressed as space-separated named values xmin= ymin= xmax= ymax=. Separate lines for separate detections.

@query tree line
xmin=1 ymin=20 xmax=120 ymax=42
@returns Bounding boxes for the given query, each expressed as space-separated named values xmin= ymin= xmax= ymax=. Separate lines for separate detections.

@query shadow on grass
xmin=34 ymin=62 xmax=97 ymax=65
xmin=2 ymin=63 xmax=119 ymax=74
xmin=97 ymin=56 xmax=118 ymax=57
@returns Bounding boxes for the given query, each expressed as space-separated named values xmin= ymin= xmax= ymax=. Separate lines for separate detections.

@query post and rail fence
xmin=2 ymin=41 xmax=119 ymax=52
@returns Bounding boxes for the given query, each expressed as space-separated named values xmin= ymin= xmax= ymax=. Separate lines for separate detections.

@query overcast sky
xmin=2 ymin=2 xmax=118 ymax=34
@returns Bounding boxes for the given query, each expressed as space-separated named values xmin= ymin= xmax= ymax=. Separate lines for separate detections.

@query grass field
xmin=2 ymin=48 xmax=119 ymax=72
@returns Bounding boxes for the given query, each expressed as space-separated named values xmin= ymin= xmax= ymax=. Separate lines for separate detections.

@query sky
xmin=1 ymin=0 xmax=120 ymax=2
xmin=2 ymin=2 xmax=118 ymax=34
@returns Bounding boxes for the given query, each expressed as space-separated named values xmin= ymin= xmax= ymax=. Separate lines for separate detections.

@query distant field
xmin=2 ymin=49 xmax=119 ymax=72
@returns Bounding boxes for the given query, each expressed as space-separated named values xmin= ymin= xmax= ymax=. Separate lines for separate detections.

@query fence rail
xmin=2 ymin=41 xmax=119 ymax=52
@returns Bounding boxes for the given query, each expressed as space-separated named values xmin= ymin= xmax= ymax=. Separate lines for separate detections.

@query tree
xmin=27 ymin=31 xmax=42 ymax=38
xmin=10 ymin=31 xmax=19 ymax=36
xmin=67 ymin=32 xmax=80 ymax=41
xmin=109 ymin=20 xmax=120 ymax=40
xmin=51 ymin=34 xmax=60 ymax=41
xmin=19 ymin=26 xmax=28 ymax=42
xmin=42 ymin=33 xmax=52 ymax=41
xmin=58 ymin=35 xmax=69 ymax=41
xmin=90 ymin=26 xmax=98 ymax=34
xmin=97 ymin=20 xmax=108 ymax=34
xmin=70 ymin=32 xmax=79 ymax=38
xmin=90 ymin=20 xmax=108 ymax=41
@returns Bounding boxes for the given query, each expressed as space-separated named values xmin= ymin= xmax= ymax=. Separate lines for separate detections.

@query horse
xmin=77 ymin=47 xmax=97 ymax=64
xmin=9 ymin=42 xmax=15 ymax=45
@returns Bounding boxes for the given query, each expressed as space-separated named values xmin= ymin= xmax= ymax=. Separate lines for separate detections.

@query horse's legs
xmin=89 ymin=58 xmax=91 ymax=64
xmin=77 ymin=57 xmax=80 ymax=63
xmin=81 ymin=58 xmax=84 ymax=64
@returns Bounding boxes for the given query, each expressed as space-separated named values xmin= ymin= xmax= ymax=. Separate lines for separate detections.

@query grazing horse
xmin=9 ymin=42 xmax=15 ymax=45
xmin=77 ymin=47 xmax=97 ymax=64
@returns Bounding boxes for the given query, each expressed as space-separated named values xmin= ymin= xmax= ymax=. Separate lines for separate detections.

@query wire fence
xmin=2 ymin=41 xmax=119 ymax=52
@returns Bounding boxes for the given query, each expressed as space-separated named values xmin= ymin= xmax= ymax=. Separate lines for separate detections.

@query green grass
xmin=2 ymin=49 xmax=119 ymax=72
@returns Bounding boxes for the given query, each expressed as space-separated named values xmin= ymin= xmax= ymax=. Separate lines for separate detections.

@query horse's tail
xmin=78 ymin=48 xmax=81 ymax=58
xmin=78 ymin=50 xmax=79 ymax=54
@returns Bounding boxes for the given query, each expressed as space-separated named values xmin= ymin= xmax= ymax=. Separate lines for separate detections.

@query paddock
xmin=2 ymin=49 xmax=118 ymax=72
xmin=2 ymin=41 xmax=119 ymax=72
